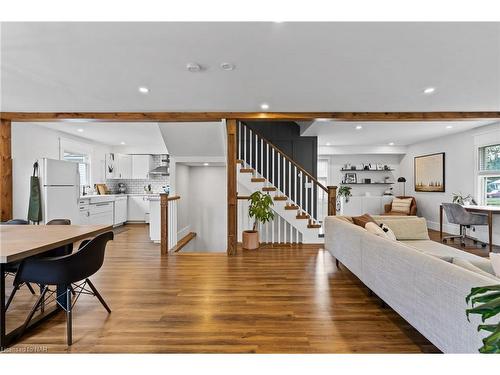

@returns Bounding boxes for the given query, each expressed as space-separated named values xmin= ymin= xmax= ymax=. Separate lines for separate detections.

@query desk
xmin=0 ymin=224 xmax=111 ymax=350
xmin=439 ymin=204 xmax=500 ymax=253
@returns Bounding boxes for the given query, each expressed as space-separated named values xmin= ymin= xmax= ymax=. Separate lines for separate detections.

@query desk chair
xmin=441 ymin=203 xmax=488 ymax=247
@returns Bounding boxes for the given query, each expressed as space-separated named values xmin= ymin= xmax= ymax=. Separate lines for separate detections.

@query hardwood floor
xmin=428 ymin=229 xmax=498 ymax=257
xmin=4 ymin=224 xmax=438 ymax=353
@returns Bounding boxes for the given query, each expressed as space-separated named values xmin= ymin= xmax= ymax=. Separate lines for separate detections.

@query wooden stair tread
xmin=296 ymin=214 xmax=309 ymax=219
xmin=236 ymin=159 xmax=244 ymax=164
xmin=307 ymin=224 xmax=322 ymax=228
xmin=285 ymin=205 xmax=299 ymax=210
xmin=274 ymin=196 xmax=288 ymax=201
xmin=240 ymin=168 xmax=255 ymax=173
xmin=251 ymin=177 xmax=266 ymax=182
xmin=262 ymin=187 xmax=277 ymax=191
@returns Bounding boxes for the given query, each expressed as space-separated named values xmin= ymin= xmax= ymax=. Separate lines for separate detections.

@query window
xmin=478 ymin=144 xmax=500 ymax=206
xmin=63 ymin=152 xmax=90 ymax=186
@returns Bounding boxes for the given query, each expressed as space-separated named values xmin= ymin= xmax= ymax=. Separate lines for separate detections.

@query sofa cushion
xmin=365 ymin=222 xmax=396 ymax=241
xmin=401 ymin=240 xmax=486 ymax=262
xmin=452 ymin=258 xmax=500 ymax=281
xmin=352 ymin=213 xmax=376 ymax=228
xmin=335 ymin=216 xmax=354 ymax=224
xmin=374 ymin=216 xmax=430 ymax=240
xmin=391 ymin=197 xmax=413 ymax=214
xmin=490 ymin=253 xmax=500 ymax=277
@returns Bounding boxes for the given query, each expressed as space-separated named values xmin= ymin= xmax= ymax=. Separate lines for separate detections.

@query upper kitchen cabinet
xmin=105 ymin=153 xmax=153 ymax=179
xmin=132 ymin=155 xmax=153 ymax=179
xmin=116 ymin=154 xmax=132 ymax=179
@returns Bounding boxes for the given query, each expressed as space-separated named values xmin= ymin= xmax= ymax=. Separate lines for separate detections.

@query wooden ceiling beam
xmin=1 ymin=111 xmax=500 ymax=122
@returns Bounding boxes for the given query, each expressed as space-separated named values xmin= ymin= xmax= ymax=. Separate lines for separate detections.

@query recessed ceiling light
xmin=388 ymin=142 xmax=395 ymax=146
xmin=220 ymin=62 xmax=235 ymax=71
xmin=120 ymin=141 xmax=126 ymax=145
xmin=355 ymin=125 xmax=363 ymax=130
xmin=316 ymin=118 xmax=329 ymax=122
xmin=203 ymin=162 xmax=209 ymax=166
xmin=326 ymin=142 xmax=331 ymax=146
xmin=423 ymin=87 xmax=436 ymax=95
xmin=260 ymin=103 xmax=269 ymax=110
xmin=77 ymin=128 xmax=84 ymax=132
xmin=446 ymin=125 xmax=453 ymax=129
xmin=186 ymin=63 xmax=202 ymax=72
xmin=138 ymin=86 xmax=149 ymax=94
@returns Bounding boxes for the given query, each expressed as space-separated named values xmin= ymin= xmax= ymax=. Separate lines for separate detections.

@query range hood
xmin=149 ymin=155 xmax=170 ymax=175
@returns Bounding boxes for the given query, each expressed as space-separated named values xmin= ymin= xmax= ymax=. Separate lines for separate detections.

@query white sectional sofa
xmin=324 ymin=215 xmax=499 ymax=353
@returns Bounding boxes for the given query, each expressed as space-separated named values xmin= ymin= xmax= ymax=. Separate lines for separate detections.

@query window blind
xmin=478 ymin=144 xmax=500 ymax=174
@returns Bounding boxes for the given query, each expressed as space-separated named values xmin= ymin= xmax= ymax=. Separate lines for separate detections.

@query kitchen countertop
xmin=80 ymin=193 xmax=160 ymax=199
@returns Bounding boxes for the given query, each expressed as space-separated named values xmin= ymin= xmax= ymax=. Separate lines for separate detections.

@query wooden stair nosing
xmin=307 ymin=224 xmax=322 ymax=229
xmin=273 ymin=196 xmax=288 ymax=201
xmin=262 ymin=187 xmax=277 ymax=192
xmin=296 ymin=214 xmax=309 ymax=220
xmin=251 ymin=177 xmax=266 ymax=182
xmin=240 ymin=168 xmax=255 ymax=173
xmin=284 ymin=205 xmax=299 ymax=210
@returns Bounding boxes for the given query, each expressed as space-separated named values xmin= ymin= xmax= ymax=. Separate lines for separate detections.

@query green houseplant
xmin=466 ymin=285 xmax=500 ymax=353
xmin=242 ymin=191 xmax=275 ymax=250
xmin=338 ymin=186 xmax=352 ymax=202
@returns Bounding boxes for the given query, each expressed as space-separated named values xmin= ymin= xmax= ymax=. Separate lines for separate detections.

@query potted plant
xmin=452 ymin=192 xmax=473 ymax=205
xmin=242 ymin=191 xmax=275 ymax=250
xmin=466 ymin=284 xmax=500 ymax=353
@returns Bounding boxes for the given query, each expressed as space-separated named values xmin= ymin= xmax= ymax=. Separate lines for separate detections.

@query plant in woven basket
xmin=466 ymin=285 xmax=500 ymax=353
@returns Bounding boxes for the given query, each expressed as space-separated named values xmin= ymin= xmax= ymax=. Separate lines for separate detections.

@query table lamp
xmin=397 ymin=177 xmax=407 ymax=196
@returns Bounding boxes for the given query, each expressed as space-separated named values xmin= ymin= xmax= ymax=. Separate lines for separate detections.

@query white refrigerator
xmin=39 ymin=158 xmax=80 ymax=224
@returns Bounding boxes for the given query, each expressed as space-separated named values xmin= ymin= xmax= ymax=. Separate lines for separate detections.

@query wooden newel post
xmin=327 ymin=186 xmax=338 ymax=216
xmin=160 ymin=193 xmax=169 ymax=254
xmin=0 ymin=119 xmax=13 ymax=221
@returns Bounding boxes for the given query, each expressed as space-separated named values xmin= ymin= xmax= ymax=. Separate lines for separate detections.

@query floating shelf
xmin=340 ymin=183 xmax=394 ymax=185
xmin=341 ymin=169 xmax=395 ymax=172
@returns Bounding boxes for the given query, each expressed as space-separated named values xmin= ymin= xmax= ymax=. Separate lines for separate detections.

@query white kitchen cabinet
xmin=116 ymin=154 xmax=132 ymax=179
xmin=127 ymin=195 xmax=150 ymax=222
xmin=113 ymin=196 xmax=127 ymax=225
xmin=132 ymin=155 xmax=153 ymax=179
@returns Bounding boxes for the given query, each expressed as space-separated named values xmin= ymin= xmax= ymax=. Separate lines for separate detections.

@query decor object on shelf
xmin=397 ymin=177 xmax=407 ymax=195
xmin=363 ymin=178 xmax=371 ymax=184
xmin=338 ymin=186 xmax=352 ymax=202
xmin=344 ymin=172 xmax=357 ymax=184
xmin=466 ymin=283 xmax=500 ymax=353
xmin=414 ymin=152 xmax=445 ymax=192
xmin=384 ymin=196 xmax=417 ymax=216
xmin=384 ymin=187 xmax=394 ymax=196
xmin=242 ymin=191 xmax=275 ymax=250
xmin=452 ymin=192 xmax=474 ymax=205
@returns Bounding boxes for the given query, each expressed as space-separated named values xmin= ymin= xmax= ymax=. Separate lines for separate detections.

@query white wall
xmin=399 ymin=122 xmax=500 ymax=244
xmin=11 ymin=123 xmax=111 ymax=219
xmin=171 ymin=163 xmax=227 ymax=252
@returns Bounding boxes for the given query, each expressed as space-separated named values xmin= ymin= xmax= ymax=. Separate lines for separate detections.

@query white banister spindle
xmin=260 ymin=138 xmax=263 ymax=176
xmin=277 ymin=153 xmax=280 ymax=192
xmin=249 ymin=129 xmax=253 ymax=169
xmin=243 ymin=125 xmax=247 ymax=165
xmin=266 ymin=143 xmax=269 ymax=181
xmin=288 ymin=162 xmax=291 ymax=200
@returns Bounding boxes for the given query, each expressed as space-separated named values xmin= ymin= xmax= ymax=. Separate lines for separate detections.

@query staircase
xmin=237 ymin=122 xmax=331 ymax=244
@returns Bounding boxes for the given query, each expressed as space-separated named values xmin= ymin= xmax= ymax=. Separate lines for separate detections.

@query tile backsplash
xmin=106 ymin=155 xmax=169 ymax=194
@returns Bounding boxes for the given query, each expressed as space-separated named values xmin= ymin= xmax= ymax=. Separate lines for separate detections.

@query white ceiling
xmin=302 ymin=120 xmax=497 ymax=146
xmin=34 ymin=121 xmax=167 ymax=149
xmin=1 ymin=22 xmax=499 ymax=112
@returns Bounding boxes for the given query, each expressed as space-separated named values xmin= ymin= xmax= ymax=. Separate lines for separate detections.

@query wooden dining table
xmin=0 ymin=224 xmax=112 ymax=350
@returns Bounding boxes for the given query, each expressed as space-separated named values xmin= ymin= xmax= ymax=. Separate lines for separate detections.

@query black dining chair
xmin=13 ymin=231 xmax=114 ymax=345
xmin=45 ymin=219 xmax=74 ymax=257
xmin=2 ymin=219 xmax=37 ymax=303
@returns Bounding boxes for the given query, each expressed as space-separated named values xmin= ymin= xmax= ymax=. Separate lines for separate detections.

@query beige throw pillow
xmin=376 ymin=217 xmax=430 ymax=240
xmin=365 ymin=222 xmax=397 ymax=241
xmin=490 ymin=253 xmax=500 ymax=277
xmin=391 ymin=198 xmax=413 ymax=214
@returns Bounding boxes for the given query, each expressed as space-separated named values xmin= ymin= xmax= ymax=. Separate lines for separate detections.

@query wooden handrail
xmin=160 ymin=194 xmax=181 ymax=254
xmin=241 ymin=124 xmax=328 ymax=193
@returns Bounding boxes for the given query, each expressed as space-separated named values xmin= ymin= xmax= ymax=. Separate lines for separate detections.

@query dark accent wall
xmin=243 ymin=121 xmax=317 ymax=178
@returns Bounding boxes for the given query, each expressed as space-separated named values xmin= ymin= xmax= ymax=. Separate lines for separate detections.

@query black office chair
xmin=13 ymin=231 xmax=114 ymax=345
xmin=2 ymin=219 xmax=37 ymax=302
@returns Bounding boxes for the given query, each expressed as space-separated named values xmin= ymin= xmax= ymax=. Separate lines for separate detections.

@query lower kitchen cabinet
xmin=127 ymin=195 xmax=150 ymax=222
xmin=114 ymin=196 xmax=127 ymax=225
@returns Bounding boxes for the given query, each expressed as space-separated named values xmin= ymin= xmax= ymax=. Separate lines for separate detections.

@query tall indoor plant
xmin=466 ymin=285 xmax=500 ymax=353
xmin=242 ymin=191 xmax=275 ymax=250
